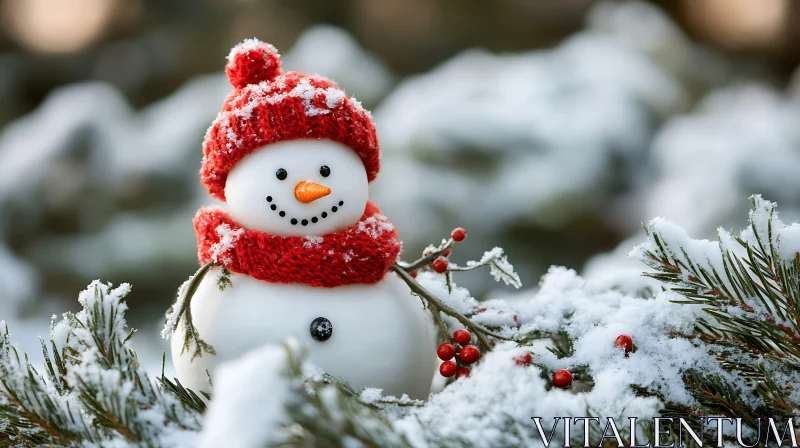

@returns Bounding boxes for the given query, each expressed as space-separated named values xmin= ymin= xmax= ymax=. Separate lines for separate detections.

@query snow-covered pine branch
xmin=0 ymin=323 xmax=96 ymax=445
xmin=631 ymin=194 xmax=800 ymax=425
xmin=1 ymin=281 xmax=202 ymax=447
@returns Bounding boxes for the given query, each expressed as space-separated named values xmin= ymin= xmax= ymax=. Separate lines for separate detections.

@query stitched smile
xmin=266 ymin=195 xmax=344 ymax=226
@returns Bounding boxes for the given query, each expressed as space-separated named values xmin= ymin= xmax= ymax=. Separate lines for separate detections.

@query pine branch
xmin=0 ymin=324 xmax=97 ymax=446
xmin=639 ymin=197 xmax=800 ymax=368
xmin=1 ymin=281 xmax=202 ymax=446
xmin=546 ymin=331 xmax=575 ymax=359
xmin=276 ymin=342 xmax=412 ymax=447
xmin=158 ymin=352 xmax=209 ymax=414
xmin=635 ymin=195 xmax=800 ymax=425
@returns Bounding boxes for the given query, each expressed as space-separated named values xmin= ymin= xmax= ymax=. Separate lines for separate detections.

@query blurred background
xmin=2 ymin=0 xmax=800 ymax=363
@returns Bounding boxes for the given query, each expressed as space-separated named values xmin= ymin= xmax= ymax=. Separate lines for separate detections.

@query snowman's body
xmin=171 ymin=268 xmax=436 ymax=399
xmin=172 ymin=138 xmax=437 ymax=399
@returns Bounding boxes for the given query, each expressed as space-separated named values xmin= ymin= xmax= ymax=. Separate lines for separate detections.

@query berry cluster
xmin=437 ymin=329 xmax=480 ymax=380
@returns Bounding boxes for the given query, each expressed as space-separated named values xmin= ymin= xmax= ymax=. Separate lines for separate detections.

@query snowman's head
xmin=224 ymin=139 xmax=369 ymax=236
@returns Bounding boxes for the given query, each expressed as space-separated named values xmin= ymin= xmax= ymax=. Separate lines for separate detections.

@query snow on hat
xmin=200 ymin=38 xmax=380 ymax=201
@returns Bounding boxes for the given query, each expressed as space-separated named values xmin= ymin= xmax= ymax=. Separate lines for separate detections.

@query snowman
xmin=169 ymin=39 xmax=437 ymax=400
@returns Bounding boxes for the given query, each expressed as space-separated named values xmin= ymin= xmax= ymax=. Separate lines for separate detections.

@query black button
xmin=310 ymin=317 xmax=333 ymax=342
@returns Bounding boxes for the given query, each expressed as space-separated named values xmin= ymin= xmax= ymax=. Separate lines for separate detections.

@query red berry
xmin=410 ymin=270 xmax=418 ymax=278
xmin=432 ymin=257 xmax=448 ymax=273
xmin=437 ymin=343 xmax=456 ymax=361
xmin=456 ymin=368 xmax=471 ymax=379
xmin=451 ymin=227 xmax=467 ymax=242
xmin=439 ymin=361 xmax=457 ymax=377
xmin=476 ymin=307 xmax=487 ymax=313
xmin=614 ymin=334 xmax=633 ymax=354
xmin=453 ymin=329 xmax=471 ymax=345
xmin=553 ymin=369 xmax=573 ymax=388
xmin=442 ymin=248 xmax=452 ymax=257
xmin=514 ymin=352 xmax=532 ymax=366
xmin=460 ymin=345 xmax=480 ymax=364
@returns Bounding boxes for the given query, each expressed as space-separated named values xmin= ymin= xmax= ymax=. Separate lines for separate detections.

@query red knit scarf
xmin=194 ymin=201 xmax=401 ymax=287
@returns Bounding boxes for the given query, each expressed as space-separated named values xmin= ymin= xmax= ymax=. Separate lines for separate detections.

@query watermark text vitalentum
xmin=530 ymin=416 xmax=800 ymax=447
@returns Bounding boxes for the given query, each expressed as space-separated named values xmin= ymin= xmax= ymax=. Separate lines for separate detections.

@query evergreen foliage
xmin=633 ymin=195 xmax=800 ymax=433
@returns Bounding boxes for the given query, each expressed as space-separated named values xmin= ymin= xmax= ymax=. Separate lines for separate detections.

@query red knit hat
xmin=200 ymin=38 xmax=380 ymax=201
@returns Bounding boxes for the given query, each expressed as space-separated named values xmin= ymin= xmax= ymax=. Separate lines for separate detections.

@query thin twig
xmin=392 ymin=264 xmax=510 ymax=351
xmin=397 ymin=239 xmax=454 ymax=272
xmin=172 ymin=261 xmax=214 ymax=333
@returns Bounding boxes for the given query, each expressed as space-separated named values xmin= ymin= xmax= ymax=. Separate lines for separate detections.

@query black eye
xmin=276 ymin=168 xmax=288 ymax=180
xmin=320 ymin=165 xmax=331 ymax=177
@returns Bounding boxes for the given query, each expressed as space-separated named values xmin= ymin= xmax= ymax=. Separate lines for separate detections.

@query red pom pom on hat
xmin=225 ymin=38 xmax=282 ymax=88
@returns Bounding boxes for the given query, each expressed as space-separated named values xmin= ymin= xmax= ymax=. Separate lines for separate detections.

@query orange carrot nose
xmin=295 ymin=181 xmax=331 ymax=203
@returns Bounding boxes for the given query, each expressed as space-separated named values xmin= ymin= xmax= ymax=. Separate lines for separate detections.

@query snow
xmin=198 ymin=342 xmax=294 ymax=447
xmin=778 ymin=223 xmax=800 ymax=261
xmin=303 ymin=235 xmax=324 ymax=248
xmin=386 ymin=256 xmax=778 ymax=446
xmin=227 ymin=38 xmax=279 ymax=62
xmin=359 ymin=387 xmax=384 ymax=404
xmin=356 ymin=214 xmax=394 ymax=239
xmin=477 ymin=247 xmax=521 ymax=289
xmin=289 ymin=78 xmax=334 ymax=116
xmin=209 ymin=223 xmax=244 ymax=263
xmin=396 ymin=274 xmax=691 ymax=446
xmin=324 ymin=87 xmax=346 ymax=108
xmin=161 ymin=274 xmax=192 ymax=339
